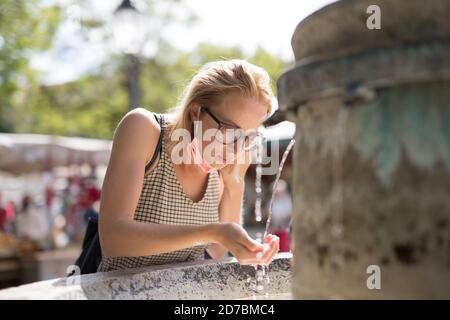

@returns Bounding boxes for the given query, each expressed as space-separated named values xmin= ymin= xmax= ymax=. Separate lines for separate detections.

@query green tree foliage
xmin=3 ymin=2 xmax=290 ymax=140
xmin=0 ymin=0 xmax=61 ymax=132
xmin=16 ymin=62 xmax=127 ymax=139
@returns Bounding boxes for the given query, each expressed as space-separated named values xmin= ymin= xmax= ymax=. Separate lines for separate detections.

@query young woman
xmin=97 ymin=59 xmax=280 ymax=272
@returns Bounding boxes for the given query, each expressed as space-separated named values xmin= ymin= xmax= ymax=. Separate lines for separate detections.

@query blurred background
xmin=0 ymin=0 xmax=334 ymax=288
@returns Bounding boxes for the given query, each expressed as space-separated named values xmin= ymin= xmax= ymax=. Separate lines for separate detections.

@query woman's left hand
xmin=219 ymin=150 xmax=252 ymax=188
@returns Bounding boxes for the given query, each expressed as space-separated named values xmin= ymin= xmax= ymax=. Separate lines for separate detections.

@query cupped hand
xmin=253 ymin=234 xmax=280 ymax=267
xmin=217 ymin=223 xmax=280 ymax=266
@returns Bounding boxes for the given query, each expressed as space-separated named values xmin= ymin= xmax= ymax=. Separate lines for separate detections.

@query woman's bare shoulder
xmin=112 ymin=108 xmax=161 ymax=162
xmin=116 ymin=107 xmax=160 ymax=134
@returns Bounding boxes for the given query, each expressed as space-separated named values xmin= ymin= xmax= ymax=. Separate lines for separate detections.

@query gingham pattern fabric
xmin=97 ymin=114 xmax=220 ymax=272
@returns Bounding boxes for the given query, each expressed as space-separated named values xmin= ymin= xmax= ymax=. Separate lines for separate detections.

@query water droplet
xmin=263 ymin=139 xmax=295 ymax=236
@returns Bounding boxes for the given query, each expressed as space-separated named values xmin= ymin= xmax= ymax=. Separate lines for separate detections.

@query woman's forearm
xmin=219 ymin=183 xmax=245 ymax=224
xmin=100 ymin=218 xmax=222 ymax=257
xmin=207 ymin=182 xmax=246 ymax=260
xmin=99 ymin=183 xmax=245 ymax=259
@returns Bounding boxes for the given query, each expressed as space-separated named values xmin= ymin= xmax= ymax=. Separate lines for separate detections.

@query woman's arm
xmin=206 ymin=163 xmax=248 ymax=260
xmin=208 ymin=154 xmax=281 ymax=265
xmin=99 ymin=108 xmax=219 ymax=257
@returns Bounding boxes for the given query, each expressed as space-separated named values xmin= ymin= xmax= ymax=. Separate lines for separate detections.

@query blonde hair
xmin=165 ymin=59 xmax=275 ymax=153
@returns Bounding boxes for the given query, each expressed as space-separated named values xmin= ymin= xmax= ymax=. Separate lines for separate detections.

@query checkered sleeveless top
xmin=97 ymin=114 xmax=220 ymax=272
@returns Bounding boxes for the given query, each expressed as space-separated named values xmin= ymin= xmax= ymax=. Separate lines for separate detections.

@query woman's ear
xmin=189 ymin=104 xmax=201 ymax=122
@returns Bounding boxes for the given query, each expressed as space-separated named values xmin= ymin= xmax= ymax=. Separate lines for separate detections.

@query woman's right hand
xmin=215 ymin=222 xmax=269 ymax=266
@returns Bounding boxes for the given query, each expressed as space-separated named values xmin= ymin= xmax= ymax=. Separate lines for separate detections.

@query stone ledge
xmin=0 ymin=253 xmax=292 ymax=300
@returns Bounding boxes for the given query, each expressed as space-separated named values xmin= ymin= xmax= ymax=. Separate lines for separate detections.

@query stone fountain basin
xmin=0 ymin=253 xmax=292 ymax=300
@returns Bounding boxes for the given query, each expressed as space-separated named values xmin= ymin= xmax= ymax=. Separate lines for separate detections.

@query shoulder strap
xmin=144 ymin=113 xmax=164 ymax=173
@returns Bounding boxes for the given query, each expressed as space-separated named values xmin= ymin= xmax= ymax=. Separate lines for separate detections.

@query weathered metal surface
xmin=291 ymin=84 xmax=450 ymax=299
xmin=291 ymin=0 xmax=450 ymax=63
xmin=278 ymin=0 xmax=450 ymax=298
xmin=278 ymin=42 xmax=450 ymax=110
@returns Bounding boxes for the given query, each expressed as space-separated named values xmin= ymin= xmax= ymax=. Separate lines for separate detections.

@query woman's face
xmin=193 ymin=92 xmax=268 ymax=170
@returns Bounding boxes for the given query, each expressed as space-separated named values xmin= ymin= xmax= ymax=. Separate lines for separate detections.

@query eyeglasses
xmin=201 ymin=107 xmax=264 ymax=151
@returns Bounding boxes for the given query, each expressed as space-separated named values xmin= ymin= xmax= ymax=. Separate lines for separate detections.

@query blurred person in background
xmin=64 ymin=176 xmax=81 ymax=240
xmin=4 ymin=200 xmax=17 ymax=234
xmin=0 ymin=194 xmax=15 ymax=234
xmin=267 ymin=179 xmax=292 ymax=252
xmin=15 ymin=194 xmax=51 ymax=249
xmin=51 ymin=213 xmax=69 ymax=249
xmin=79 ymin=177 xmax=101 ymax=235
xmin=0 ymin=193 xmax=6 ymax=233
xmin=44 ymin=185 xmax=60 ymax=233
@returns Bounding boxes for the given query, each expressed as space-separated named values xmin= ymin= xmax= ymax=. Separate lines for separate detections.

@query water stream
xmin=264 ymin=138 xmax=296 ymax=238
xmin=250 ymin=138 xmax=296 ymax=295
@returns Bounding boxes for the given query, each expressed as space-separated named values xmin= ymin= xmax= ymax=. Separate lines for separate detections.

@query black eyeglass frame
xmin=200 ymin=106 xmax=265 ymax=150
